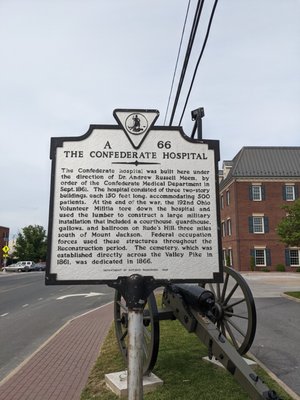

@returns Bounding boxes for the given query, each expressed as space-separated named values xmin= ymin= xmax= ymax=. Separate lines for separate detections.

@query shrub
xmin=275 ymin=264 xmax=286 ymax=272
xmin=250 ymin=256 xmax=255 ymax=271
xmin=226 ymin=255 xmax=231 ymax=267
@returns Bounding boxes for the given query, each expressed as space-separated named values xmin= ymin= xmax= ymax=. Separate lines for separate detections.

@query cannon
xmin=114 ymin=267 xmax=282 ymax=400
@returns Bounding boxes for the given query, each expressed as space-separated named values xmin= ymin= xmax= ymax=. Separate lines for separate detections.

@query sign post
xmin=128 ymin=308 xmax=143 ymax=399
xmin=46 ymin=109 xmax=223 ymax=398
xmin=110 ymin=274 xmax=158 ymax=399
xmin=117 ymin=274 xmax=155 ymax=400
xmin=2 ymin=246 xmax=10 ymax=268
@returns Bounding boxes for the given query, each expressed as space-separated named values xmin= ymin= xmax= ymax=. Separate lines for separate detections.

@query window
xmin=251 ymin=248 xmax=271 ymax=267
xmin=249 ymin=215 xmax=269 ymax=234
xmin=222 ymin=249 xmax=227 ymax=266
xmin=286 ymin=249 xmax=300 ymax=266
xmin=228 ymin=248 xmax=233 ymax=266
xmin=222 ymin=249 xmax=232 ymax=267
xmin=220 ymin=195 xmax=224 ymax=209
xmin=285 ymin=185 xmax=295 ymax=201
xmin=283 ymin=184 xmax=299 ymax=201
xmin=249 ymin=184 xmax=265 ymax=201
xmin=252 ymin=185 xmax=262 ymax=201
xmin=290 ymin=250 xmax=300 ymax=265
xmin=226 ymin=190 xmax=230 ymax=206
xmin=253 ymin=217 xmax=264 ymax=233
xmin=227 ymin=219 xmax=232 ymax=236
xmin=255 ymin=249 xmax=266 ymax=266
xmin=221 ymin=221 xmax=226 ymax=237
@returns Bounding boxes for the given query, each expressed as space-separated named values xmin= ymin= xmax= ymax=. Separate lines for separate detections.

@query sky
xmin=0 ymin=0 xmax=299 ymax=238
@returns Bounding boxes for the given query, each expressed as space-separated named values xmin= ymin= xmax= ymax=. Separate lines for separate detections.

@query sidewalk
xmin=0 ymin=302 xmax=114 ymax=400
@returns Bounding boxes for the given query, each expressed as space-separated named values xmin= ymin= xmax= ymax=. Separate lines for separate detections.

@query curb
xmin=248 ymin=352 xmax=300 ymax=400
xmin=281 ymin=293 xmax=300 ymax=303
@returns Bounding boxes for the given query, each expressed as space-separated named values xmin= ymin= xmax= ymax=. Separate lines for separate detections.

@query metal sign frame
xmin=46 ymin=109 xmax=223 ymax=286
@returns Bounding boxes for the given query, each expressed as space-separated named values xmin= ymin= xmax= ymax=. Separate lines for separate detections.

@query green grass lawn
xmin=81 ymin=318 xmax=293 ymax=400
xmin=284 ymin=291 xmax=300 ymax=299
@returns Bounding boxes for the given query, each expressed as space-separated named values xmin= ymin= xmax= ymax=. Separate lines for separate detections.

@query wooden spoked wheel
xmin=204 ymin=266 xmax=257 ymax=355
xmin=114 ymin=290 xmax=160 ymax=375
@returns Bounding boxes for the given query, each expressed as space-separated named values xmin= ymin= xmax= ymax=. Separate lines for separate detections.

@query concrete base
xmin=203 ymin=356 xmax=257 ymax=368
xmin=105 ymin=371 xmax=163 ymax=398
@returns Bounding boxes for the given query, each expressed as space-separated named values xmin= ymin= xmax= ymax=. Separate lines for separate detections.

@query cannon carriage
xmin=114 ymin=267 xmax=281 ymax=400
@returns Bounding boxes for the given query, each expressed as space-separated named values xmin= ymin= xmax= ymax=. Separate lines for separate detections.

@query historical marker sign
xmin=46 ymin=109 xmax=222 ymax=284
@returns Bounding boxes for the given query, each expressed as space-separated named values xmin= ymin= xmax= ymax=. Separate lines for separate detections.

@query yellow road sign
xmin=2 ymin=246 xmax=10 ymax=253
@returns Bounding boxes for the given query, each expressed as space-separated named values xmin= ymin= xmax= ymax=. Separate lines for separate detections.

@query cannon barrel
xmin=169 ymin=284 xmax=215 ymax=314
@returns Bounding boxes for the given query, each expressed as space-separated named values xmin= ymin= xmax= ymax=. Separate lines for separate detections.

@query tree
xmin=277 ymin=199 xmax=300 ymax=247
xmin=13 ymin=225 xmax=47 ymax=262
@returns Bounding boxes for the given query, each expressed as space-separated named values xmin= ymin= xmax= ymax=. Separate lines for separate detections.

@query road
xmin=1 ymin=271 xmax=299 ymax=397
xmin=252 ymin=298 xmax=300 ymax=396
xmin=0 ymin=271 xmax=115 ymax=381
xmin=242 ymin=273 xmax=300 ymax=397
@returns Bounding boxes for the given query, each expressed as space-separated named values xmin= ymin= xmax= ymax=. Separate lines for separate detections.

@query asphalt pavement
xmin=251 ymin=297 xmax=300 ymax=397
xmin=242 ymin=272 xmax=300 ymax=399
xmin=0 ymin=271 xmax=299 ymax=400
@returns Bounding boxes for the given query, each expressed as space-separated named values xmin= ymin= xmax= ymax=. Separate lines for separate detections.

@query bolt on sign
xmin=46 ymin=109 xmax=222 ymax=285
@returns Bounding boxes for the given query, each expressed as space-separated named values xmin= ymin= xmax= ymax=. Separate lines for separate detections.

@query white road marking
xmin=56 ymin=292 xmax=105 ymax=300
xmin=22 ymin=304 xmax=29 ymax=308
xmin=1 ymin=313 xmax=9 ymax=317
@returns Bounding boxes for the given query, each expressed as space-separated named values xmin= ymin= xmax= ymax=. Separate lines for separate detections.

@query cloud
xmin=0 ymin=0 xmax=299 ymax=236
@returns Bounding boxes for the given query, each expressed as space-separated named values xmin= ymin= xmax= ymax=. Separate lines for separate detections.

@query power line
xmin=168 ymin=0 xmax=205 ymax=126
xmin=163 ymin=0 xmax=192 ymax=126
xmin=178 ymin=0 xmax=219 ymax=126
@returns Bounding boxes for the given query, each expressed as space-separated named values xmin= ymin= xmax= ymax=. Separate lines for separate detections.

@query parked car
xmin=3 ymin=261 xmax=35 ymax=272
xmin=31 ymin=262 xmax=46 ymax=271
xmin=3 ymin=263 xmax=20 ymax=272
xmin=19 ymin=261 xmax=36 ymax=271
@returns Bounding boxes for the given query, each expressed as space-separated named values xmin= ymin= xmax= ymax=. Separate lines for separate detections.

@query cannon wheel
xmin=114 ymin=290 xmax=160 ymax=375
xmin=204 ymin=266 xmax=257 ymax=355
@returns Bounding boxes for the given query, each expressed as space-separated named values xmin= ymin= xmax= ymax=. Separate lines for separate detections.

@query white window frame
xmin=227 ymin=219 xmax=232 ymax=236
xmin=228 ymin=248 xmax=233 ymax=266
xmin=222 ymin=249 xmax=227 ymax=266
xmin=226 ymin=190 xmax=230 ymax=206
xmin=285 ymin=185 xmax=295 ymax=201
xmin=252 ymin=185 xmax=262 ymax=201
xmin=254 ymin=248 xmax=266 ymax=266
xmin=221 ymin=221 xmax=226 ymax=237
xmin=253 ymin=216 xmax=264 ymax=234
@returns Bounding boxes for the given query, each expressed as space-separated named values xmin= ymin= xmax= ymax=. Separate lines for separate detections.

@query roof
xmin=220 ymin=146 xmax=300 ymax=187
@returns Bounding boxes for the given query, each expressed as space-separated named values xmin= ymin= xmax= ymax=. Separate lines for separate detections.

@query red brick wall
xmin=220 ymin=180 xmax=297 ymax=271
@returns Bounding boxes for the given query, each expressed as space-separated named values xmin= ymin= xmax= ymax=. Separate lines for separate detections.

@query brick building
xmin=219 ymin=147 xmax=300 ymax=271
xmin=0 ymin=226 xmax=9 ymax=268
